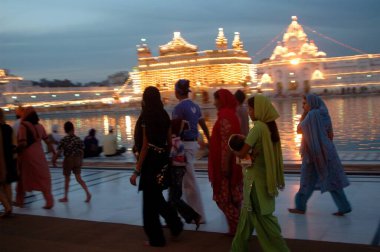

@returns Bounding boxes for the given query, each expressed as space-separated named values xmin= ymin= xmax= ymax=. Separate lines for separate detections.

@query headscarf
xmin=208 ymin=89 xmax=242 ymax=194
xmin=22 ymin=106 xmax=39 ymax=125
xmin=19 ymin=107 xmax=40 ymax=147
xmin=253 ymin=95 xmax=285 ymax=196
xmin=300 ymin=94 xmax=330 ymax=179
xmin=310 ymin=94 xmax=333 ymax=133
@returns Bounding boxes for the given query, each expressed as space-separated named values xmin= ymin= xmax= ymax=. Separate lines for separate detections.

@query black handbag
xmin=156 ymin=163 xmax=171 ymax=190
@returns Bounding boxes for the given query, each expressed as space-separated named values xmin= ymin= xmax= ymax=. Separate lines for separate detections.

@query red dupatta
xmin=208 ymin=89 xmax=242 ymax=194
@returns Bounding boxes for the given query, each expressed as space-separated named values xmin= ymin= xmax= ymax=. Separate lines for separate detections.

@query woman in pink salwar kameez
xmin=15 ymin=107 xmax=55 ymax=209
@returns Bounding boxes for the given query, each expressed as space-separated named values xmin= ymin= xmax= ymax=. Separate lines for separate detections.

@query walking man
xmin=172 ymin=79 xmax=210 ymax=223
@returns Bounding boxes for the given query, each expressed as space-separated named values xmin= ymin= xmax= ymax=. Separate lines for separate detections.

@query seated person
xmin=102 ymin=126 xmax=126 ymax=157
xmin=83 ymin=128 xmax=102 ymax=158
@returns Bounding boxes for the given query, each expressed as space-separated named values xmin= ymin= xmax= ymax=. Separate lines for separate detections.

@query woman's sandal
xmin=333 ymin=209 xmax=352 ymax=216
xmin=288 ymin=208 xmax=305 ymax=214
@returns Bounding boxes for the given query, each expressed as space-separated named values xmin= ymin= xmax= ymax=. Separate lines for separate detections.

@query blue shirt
xmin=172 ymin=98 xmax=202 ymax=141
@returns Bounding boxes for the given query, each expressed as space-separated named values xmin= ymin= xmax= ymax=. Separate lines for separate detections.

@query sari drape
xmin=208 ymin=89 xmax=242 ymax=194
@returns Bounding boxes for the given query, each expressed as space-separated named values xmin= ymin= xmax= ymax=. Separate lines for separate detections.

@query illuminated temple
xmin=133 ymin=29 xmax=255 ymax=92
xmin=257 ymin=16 xmax=380 ymax=95
xmin=1 ymin=16 xmax=380 ymax=110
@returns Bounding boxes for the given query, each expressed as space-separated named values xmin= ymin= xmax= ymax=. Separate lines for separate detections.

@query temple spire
xmin=215 ymin=28 xmax=228 ymax=50
xmin=137 ymin=38 xmax=152 ymax=58
xmin=232 ymin=32 xmax=244 ymax=51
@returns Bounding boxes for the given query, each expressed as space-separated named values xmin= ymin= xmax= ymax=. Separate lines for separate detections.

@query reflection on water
xmin=6 ymin=95 xmax=380 ymax=160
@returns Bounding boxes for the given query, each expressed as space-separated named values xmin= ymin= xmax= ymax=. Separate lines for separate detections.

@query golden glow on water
xmin=103 ymin=115 xmax=110 ymax=134
xmin=292 ymin=103 xmax=302 ymax=155
xmin=125 ymin=115 xmax=132 ymax=141
xmin=5 ymin=95 xmax=378 ymax=159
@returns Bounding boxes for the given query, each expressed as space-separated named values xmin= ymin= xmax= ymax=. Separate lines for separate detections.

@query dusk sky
xmin=1 ymin=0 xmax=379 ymax=83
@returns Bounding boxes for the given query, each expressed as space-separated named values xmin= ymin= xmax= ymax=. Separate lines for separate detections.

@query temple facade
xmin=133 ymin=29 xmax=255 ymax=92
xmin=257 ymin=16 xmax=380 ymax=95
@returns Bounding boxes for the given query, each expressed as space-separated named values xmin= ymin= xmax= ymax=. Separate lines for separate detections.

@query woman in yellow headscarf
xmin=231 ymin=95 xmax=289 ymax=252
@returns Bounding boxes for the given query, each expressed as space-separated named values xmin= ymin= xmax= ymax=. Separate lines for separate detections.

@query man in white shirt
xmin=13 ymin=106 xmax=25 ymax=134
xmin=102 ymin=126 xmax=126 ymax=157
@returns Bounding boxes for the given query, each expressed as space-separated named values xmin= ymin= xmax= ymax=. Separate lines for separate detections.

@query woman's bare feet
xmin=288 ymin=208 xmax=305 ymax=214
xmin=85 ymin=193 xmax=91 ymax=203
xmin=59 ymin=197 xmax=68 ymax=203
xmin=1 ymin=208 xmax=13 ymax=218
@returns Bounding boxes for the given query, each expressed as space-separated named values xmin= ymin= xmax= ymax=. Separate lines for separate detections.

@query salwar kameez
xmin=232 ymin=182 xmax=289 ymax=252
xmin=292 ymin=94 xmax=351 ymax=214
xmin=231 ymin=95 xmax=289 ymax=252
xmin=295 ymin=162 xmax=351 ymax=213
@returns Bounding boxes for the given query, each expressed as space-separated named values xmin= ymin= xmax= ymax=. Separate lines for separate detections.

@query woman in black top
xmin=0 ymin=108 xmax=18 ymax=217
xmin=130 ymin=86 xmax=183 ymax=247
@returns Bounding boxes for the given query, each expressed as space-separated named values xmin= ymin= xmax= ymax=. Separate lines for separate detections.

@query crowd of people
xmin=0 ymin=78 xmax=352 ymax=251
xmin=0 ymin=106 xmax=128 ymax=210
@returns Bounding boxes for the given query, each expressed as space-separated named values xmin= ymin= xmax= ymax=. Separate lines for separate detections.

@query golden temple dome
xmin=270 ymin=16 xmax=326 ymax=61
xmin=159 ymin=32 xmax=198 ymax=56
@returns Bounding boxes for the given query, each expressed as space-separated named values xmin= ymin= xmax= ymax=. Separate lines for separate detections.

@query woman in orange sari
xmin=208 ymin=89 xmax=243 ymax=235
xmin=15 ymin=107 xmax=55 ymax=209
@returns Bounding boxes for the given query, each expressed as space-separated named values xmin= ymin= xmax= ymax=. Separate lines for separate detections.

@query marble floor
xmin=8 ymin=168 xmax=380 ymax=245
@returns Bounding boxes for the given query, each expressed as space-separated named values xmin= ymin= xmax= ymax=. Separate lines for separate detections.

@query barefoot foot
xmin=59 ymin=198 xmax=68 ymax=203
xmin=288 ymin=208 xmax=305 ymax=214
xmin=85 ymin=194 xmax=92 ymax=203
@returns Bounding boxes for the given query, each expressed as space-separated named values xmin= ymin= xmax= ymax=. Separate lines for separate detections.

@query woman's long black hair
xmin=134 ymin=86 xmax=170 ymax=151
xmin=247 ymin=97 xmax=280 ymax=143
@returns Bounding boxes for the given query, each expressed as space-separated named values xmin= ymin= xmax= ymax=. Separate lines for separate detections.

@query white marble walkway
xmin=7 ymin=168 xmax=380 ymax=245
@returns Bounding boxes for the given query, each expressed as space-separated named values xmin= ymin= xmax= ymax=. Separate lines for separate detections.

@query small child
xmin=228 ymin=134 xmax=246 ymax=152
xmin=228 ymin=134 xmax=258 ymax=164
xmin=53 ymin=121 xmax=91 ymax=203
xmin=169 ymin=119 xmax=201 ymax=230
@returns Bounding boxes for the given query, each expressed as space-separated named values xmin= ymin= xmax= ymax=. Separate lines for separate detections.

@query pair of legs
xmin=143 ymin=187 xmax=183 ymax=247
xmin=214 ymin=179 xmax=242 ymax=235
xmin=231 ymin=185 xmax=289 ymax=252
xmin=0 ymin=183 xmax=12 ymax=216
xmin=168 ymin=166 xmax=201 ymax=229
xmin=15 ymin=179 xmax=54 ymax=209
xmin=59 ymin=174 xmax=91 ymax=203
xmin=290 ymin=167 xmax=351 ymax=215
xmin=59 ymin=156 xmax=91 ymax=203
xmin=292 ymin=187 xmax=351 ymax=215
xmin=182 ymin=141 xmax=206 ymax=222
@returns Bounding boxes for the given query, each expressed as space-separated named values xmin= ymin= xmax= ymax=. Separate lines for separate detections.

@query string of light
xmin=303 ymin=25 xmax=367 ymax=55
xmin=254 ymin=27 xmax=287 ymax=56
